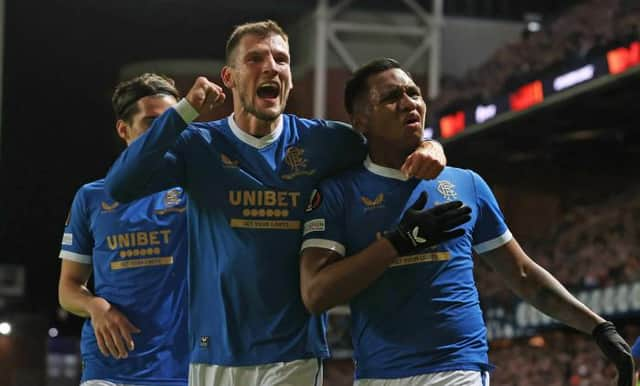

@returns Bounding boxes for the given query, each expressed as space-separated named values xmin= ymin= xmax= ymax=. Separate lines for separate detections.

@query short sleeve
xmin=59 ymin=188 xmax=94 ymax=264
xmin=470 ymin=170 xmax=513 ymax=254
xmin=300 ymin=179 xmax=348 ymax=257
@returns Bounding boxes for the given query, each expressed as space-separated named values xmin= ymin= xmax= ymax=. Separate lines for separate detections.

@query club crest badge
xmin=164 ymin=188 xmax=182 ymax=207
xmin=281 ymin=147 xmax=316 ymax=180
xmin=437 ymin=180 xmax=457 ymax=201
xmin=156 ymin=188 xmax=186 ymax=215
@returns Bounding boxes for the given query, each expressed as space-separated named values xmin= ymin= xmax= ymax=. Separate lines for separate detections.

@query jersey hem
xmin=81 ymin=375 xmax=187 ymax=386
xmin=189 ymin=350 xmax=330 ymax=367
xmin=355 ymin=362 xmax=494 ymax=380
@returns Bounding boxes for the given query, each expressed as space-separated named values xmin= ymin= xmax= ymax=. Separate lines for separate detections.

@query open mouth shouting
xmin=256 ymin=81 xmax=281 ymax=104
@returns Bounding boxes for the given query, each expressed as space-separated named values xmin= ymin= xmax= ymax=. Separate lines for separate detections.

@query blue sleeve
xmin=323 ymin=120 xmax=367 ymax=173
xmin=59 ymin=188 xmax=93 ymax=264
xmin=632 ymin=336 xmax=640 ymax=358
xmin=469 ymin=170 xmax=513 ymax=254
xmin=300 ymin=180 xmax=348 ymax=257
xmin=104 ymin=106 xmax=190 ymax=203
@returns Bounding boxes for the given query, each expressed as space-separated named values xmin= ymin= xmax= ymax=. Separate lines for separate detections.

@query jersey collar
xmin=364 ymin=155 xmax=409 ymax=181
xmin=227 ymin=114 xmax=284 ymax=149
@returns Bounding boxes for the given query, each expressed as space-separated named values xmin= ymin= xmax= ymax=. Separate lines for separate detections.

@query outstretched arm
xmin=480 ymin=238 xmax=603 ymax=333
xmin=105 ymin=77 xmax=225 ymax=202
xmin=481 ymin=238 xmax=634 ymax=386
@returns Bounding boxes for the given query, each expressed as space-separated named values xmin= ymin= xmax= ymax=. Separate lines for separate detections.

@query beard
xmin=240 ymin=92 xmax=286 ymax=122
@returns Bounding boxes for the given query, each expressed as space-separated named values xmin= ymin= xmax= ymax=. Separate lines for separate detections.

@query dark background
xmin=0 ymin=0 xmax=584 ymax=332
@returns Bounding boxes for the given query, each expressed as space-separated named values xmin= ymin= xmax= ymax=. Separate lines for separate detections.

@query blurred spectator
xmin=324 ymin=327 xmax=639 ymax=386
xmin=476 ymin=183 xmax=640 ymax=309
xmin=431 ymin=0 xmax=640 ymax=118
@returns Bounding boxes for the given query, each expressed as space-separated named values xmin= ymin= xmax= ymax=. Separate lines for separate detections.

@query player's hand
xmin=185 ymin=76 xmax=226 ymax=115
xmin=401 ymin=140 xmax=446 ymax=180
xmin=87 ymin=297 xmax=141 ymax=359
xmin=382 ymin=192 xmax=471 ymax=255
xmin=592 ymin=321 xmax=635 ymax=386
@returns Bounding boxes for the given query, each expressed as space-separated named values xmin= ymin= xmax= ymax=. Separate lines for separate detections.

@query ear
xmin=221 ymin=66 xmax=234 ymax=89
xmin=115 ymin=119 xmax=130 ymax=143
xmin=351 ymin=112 xmax=368 ymax=135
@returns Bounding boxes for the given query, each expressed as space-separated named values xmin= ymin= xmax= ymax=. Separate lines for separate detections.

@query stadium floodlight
xmin=523 ymin=12 xmax=543 ymax=33
xmin=527 ymin=21 xmax=541 ymax=32
xmin=0 ymin=321 xmax=11 ymax=335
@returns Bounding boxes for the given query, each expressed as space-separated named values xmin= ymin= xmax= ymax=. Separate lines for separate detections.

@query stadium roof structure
xmin=442 ymin=64 xmax=640 ymax=183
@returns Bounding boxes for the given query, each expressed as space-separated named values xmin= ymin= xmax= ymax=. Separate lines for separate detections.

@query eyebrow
xmin=378 ymin=84 xmax=420 ymax=98
xmin=244 ymin=46 xmax=290 ymax=58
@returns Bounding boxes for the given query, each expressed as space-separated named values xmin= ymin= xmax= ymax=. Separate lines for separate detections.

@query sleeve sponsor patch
xmin=303 ymin=219 xmax=326 ymax=235
xmin=62 ymin=233 xmax=73 ymax=246
xmin=305 ymin=189 xmax=323 ymax=213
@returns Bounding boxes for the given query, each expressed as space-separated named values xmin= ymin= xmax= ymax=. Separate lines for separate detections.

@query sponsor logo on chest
xmin=227 ymin=190 xmax=302 ymax=230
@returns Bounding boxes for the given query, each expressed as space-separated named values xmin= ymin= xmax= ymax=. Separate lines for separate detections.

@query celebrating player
xmin=299 ymin=58 xmax=634 ymax=386
xmin=104 ymin=20 xmax=453 ymax=386
xmin=58 ymin=74 xmax=189 ymax=386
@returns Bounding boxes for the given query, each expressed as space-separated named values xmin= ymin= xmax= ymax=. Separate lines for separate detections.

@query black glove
xmin=382 ymin=192 xmax=471 ymax=255
xmin=593 ymin=321 xmax=635 ymax=386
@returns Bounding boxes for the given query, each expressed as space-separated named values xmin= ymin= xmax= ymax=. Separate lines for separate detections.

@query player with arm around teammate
xmin=299 ymin=58 xmax=634 ymax=386
xmin=104 ymin=20 xmax=451 ymax=386
xmin=58 ymin=74 xmax=189 ymax=386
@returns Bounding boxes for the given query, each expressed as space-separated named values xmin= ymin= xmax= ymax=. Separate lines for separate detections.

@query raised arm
xmin=105 ymin=77 xmax=225 ymax=202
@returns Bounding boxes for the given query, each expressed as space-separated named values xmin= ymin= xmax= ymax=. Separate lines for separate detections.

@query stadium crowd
xmin=475 ymin=184 xmax=640 ymax=303
xmin=432 ymin=0 xmax=640 ymax=116
xmin=490 ymin=324 xmax=640 ymax=386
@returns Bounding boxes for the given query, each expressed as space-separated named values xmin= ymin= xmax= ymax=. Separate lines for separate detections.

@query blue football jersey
xmin=105 ymin=104 xmax=366 ymax=366
xmin=59 ymin=180 xmax=188 ymax=386
xmin=301 ymin=157 xmax=512 ymax=379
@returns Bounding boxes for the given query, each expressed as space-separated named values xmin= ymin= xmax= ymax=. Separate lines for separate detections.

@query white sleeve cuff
xmin=59 ymin=250 xmax=92 ymax=264
xmin=473 ymin=230 xmax=513 ymax=254
xmin=174 ymin=98 xmax=199 ymax=123
xmin=300 ymin=239 xmax=346 ymax=256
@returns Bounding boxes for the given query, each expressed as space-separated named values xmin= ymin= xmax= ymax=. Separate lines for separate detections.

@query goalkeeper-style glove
xmin=593 ymin=321 xmax=635 ymax=386
xmin=382 ymin=192 xmax=471 ymax=255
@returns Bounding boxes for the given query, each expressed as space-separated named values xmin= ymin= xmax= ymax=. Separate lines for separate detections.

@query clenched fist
xmin=185 ymin=76 xmax=226 ymax=115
